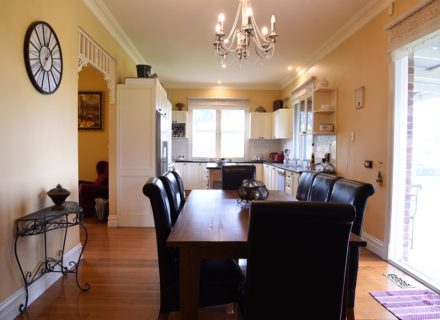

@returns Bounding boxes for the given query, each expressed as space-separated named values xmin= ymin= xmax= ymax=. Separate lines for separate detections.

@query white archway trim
xmin=78 ymin=28 xmax=116 ymax=104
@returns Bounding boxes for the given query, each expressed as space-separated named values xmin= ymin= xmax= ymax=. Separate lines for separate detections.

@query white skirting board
xmin=362 ymin=232 xmax=387 ymax=259
xmin=0 ymin=244 xmax=83 ymax=320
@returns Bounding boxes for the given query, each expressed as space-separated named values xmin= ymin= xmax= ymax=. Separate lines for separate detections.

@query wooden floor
xmin=15 ymin=217 xmax=426 ymax=320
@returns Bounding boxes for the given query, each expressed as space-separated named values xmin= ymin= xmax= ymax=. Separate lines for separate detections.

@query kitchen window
xmin=188 ymin=98 xmax=248 ymax=159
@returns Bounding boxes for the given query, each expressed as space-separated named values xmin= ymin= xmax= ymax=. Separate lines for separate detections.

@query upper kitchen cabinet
xmin=312 ymin=88 xmax=337 ymax=134
xmin=249 ymin=112 xmax=272 ymax=139
xmin=155 ymin=80 xmax=170 ymax=117
xmin=172 ymin=110 xmax=188 ymax=123
xmin=172 ymin=111 xmax=187 ymax=138
xmin=116 ymin=78 xmax=171 ymax=227
xmin=272 ymin=108 xmax=292 ymax=139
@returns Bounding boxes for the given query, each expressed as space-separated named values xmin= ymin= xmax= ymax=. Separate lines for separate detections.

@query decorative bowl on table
xmin=237 ymin=179 xmax=269 ymax=207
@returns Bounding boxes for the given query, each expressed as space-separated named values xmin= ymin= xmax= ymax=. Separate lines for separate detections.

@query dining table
xmin=166 ymin=189 xmax=366 ymax=320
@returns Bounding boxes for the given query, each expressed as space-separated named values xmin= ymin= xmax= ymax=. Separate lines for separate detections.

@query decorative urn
xmin=47 ymin=184 xmax=70 ymax=208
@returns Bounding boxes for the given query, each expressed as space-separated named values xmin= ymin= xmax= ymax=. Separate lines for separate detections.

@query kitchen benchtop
xmin=175 ymin=159 xmax=265 ymax=164
xmin=204 ymin=161 xmax=307 ymax=173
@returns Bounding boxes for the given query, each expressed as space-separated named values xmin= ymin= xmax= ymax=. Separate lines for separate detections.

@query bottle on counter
xmin=310 ymin=153 xmax=315 ymax=170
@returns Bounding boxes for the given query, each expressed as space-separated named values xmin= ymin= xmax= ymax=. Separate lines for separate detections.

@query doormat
xmin=370 ymin=289 xmax=440 ymax=320
xmin=384 ymin=273 xmax=414 ymax=288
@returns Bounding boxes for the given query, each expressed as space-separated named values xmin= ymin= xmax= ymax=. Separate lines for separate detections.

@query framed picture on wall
xmin=78 ymin=91 xmax=103 ymax=130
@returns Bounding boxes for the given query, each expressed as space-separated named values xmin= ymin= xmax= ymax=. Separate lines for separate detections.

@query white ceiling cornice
xmin=164 ymin=81 xmax=281 ymax=91
xmin=82 ymin=0 xmax=146 ymax=65
xmin=280 ymin=0 xmax=389 ymax=89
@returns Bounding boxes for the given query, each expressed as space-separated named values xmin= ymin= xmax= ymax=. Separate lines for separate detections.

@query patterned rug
xmin=370 ymin=289 xmax=440 ymax=320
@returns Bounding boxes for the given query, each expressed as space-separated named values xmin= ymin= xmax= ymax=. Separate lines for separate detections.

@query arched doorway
xmin=77 ymin=29 xmax=115 ymax=223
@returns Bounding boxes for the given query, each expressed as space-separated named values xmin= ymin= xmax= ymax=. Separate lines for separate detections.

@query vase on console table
xmin=47 ymin=184 xmax=70 ymax=209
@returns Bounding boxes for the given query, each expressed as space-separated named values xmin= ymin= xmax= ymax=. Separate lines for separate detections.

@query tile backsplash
xmin=172 ymin=138 xmax=283 ymax=161
xmin=314 ymin=134 xmax=336 ymax=164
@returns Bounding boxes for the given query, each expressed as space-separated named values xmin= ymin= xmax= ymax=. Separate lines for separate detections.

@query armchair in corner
xmin=79 ymin=160 xmax=109 ymax=217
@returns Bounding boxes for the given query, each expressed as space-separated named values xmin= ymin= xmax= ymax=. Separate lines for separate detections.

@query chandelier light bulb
xmin=271 ymin=15 xmax=276 ymax=32
xmin=218 ymin=13 xmax=225 ymax=32
xmin=215 ymin=24 xmax=221 ymax=33
xmin=246 ymin=7 xmax=253 ymax=25
xmin=262 ymin=26 xmax=268 ymax=36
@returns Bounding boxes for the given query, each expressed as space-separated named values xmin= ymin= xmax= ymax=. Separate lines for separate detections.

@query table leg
xmin=179 ymin=247 xmax=200 ymax=320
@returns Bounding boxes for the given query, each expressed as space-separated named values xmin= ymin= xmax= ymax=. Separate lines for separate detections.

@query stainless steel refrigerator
xmin=156 ymin=111 xmax=169 ymax=176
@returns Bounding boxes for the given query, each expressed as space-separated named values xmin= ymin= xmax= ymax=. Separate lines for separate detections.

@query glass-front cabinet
xmin=291 ymin=79 xmax=337 ymax=163
xmin=293 ymin=88 xmax=313 ymax=161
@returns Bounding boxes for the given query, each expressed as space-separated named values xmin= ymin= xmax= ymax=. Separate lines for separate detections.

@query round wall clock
xmin=23 ymin=21 xmax=63 ymax=94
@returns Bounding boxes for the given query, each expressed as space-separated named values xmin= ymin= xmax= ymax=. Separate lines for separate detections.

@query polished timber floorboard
xmin=15 ymin=217 xmax=426 ymax=320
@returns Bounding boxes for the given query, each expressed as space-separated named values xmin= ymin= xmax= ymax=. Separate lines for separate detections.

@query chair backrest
xmin=221 ymin=165 xmax=256 ymax=190
xmin=245 ymin=201 xmax=355 ymax=320
xmin=159 ymin=171 xmax=184 ymax=225
xmin=171 ymin=169 xmax=186 ymax=207
xmin=308 ymin=173 xmax=341 ymax=202
xmin=142 ymin=178 xmax=179 ymax=311
xmin=95 ymin=161 xmax=109 ymax=186
xmin=296 ymin=170 xmax=318 ymax=200
xmin=329 ymin=179 xmax=375 ymax=236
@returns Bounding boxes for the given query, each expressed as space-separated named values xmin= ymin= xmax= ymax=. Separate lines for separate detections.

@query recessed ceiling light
xmin=287 ymin=66 xmax=292 ymax=71
xmin=217 ymin=80 xmax=222 ymax=85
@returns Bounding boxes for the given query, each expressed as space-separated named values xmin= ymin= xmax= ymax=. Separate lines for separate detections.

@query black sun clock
xmin=23 ymin=21 xmax=63 ymax=94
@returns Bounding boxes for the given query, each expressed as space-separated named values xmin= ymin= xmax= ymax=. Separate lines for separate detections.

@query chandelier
xmin=213 ymin=0 xmax=278 ymax=65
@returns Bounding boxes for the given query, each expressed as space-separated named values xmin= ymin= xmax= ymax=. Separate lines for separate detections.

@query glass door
xmin=293 ymin=94 xmax=313 ymax=163
xmin=390 ymin=31 xmax=440 ymax=291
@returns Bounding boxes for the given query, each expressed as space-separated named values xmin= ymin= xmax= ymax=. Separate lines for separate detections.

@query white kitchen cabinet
xmin=263 ymin=164 xmax=277 ymax=190
xmin=186 ymin=163 xmax=202 ymax=190
xmin=172 ymin=111 xmax=188 ymax=124
xmin=175 ymin=162 xmax=208 ymax=190
xmin=155 ymin=81 xmax=169 ymax=117
xmin=272 ymin=109 xmax=292 ymax=139
xmin=285 ymin=171 xmax=300 ymax=197
xmin=249 ymin=112 xmax=273 ymax=139
xmin=116 ymin=79 xmax=171 ymax=227
xmin=201 ymin=164 xmax=209 ymax=189
xmin=293 ymin=91 xmax=313 ymax=160
xmin=174 ymin=162 xmax=187 ymax=183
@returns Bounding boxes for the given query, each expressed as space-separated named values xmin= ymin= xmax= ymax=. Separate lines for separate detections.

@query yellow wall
xmin=281 ymin=0 xmax=419 ymax=241
xmin=0 ymin=0 xmax=136 ymax=305
xmin=78 ymin=66 xmax=109 ymax=181
xmin=167 ymin=87 xmax=281 ymax=112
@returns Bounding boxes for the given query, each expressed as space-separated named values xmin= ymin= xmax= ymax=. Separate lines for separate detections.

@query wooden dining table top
xmin=166 ymin=189 xmax=366 ymax=248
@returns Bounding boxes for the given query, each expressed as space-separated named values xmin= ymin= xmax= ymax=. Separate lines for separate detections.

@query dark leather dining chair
xmin=308 ymin=173 xmax=341 ymax=201
xmin=159 ymin=171 xmax=185 ymax=225
xmin=142 ymin=178 xmax=244 ymax=318
xmin=171 ymin=169 xmax=186 ymax=205
xmin=329 ymin=179 xmax=375 ymax=310
xmin=221 ymin=164 xmax=256 ymax=190
xmin=239 ymin=201 xmax=355 ymax=320
xmin=296 ymin=170 xmax=318 ymax=201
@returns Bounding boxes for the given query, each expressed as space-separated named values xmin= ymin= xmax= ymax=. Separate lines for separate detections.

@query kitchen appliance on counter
xmin=270 ymin=152 xmax=284 ymax=163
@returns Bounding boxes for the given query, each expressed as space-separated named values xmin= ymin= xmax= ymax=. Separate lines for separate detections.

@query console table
xmin=14 ymin=201 xmax=90 ymax=312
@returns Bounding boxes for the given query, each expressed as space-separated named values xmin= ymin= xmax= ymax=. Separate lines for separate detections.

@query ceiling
xmin=94 ymin=0 xmax=387 ymax=89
